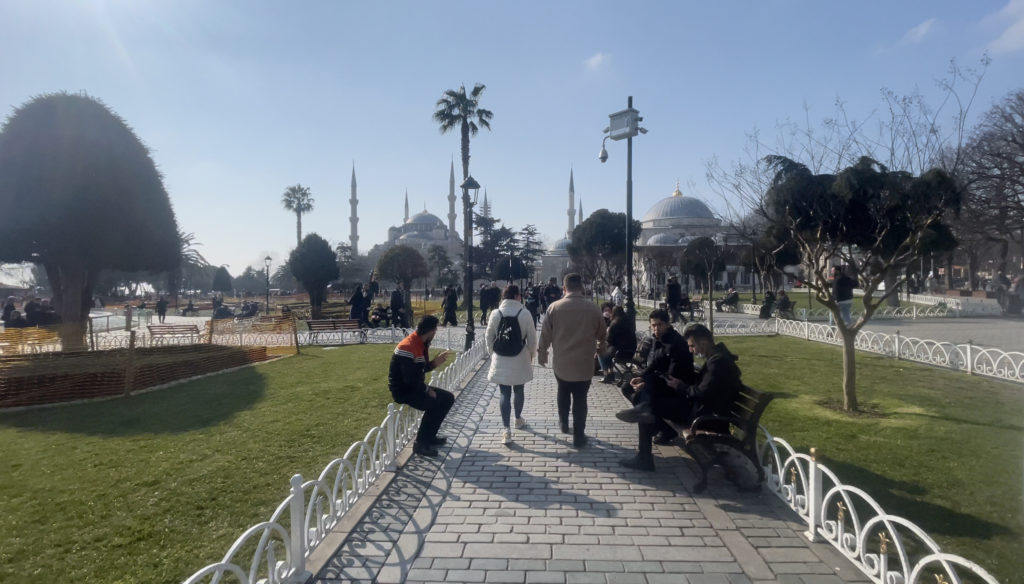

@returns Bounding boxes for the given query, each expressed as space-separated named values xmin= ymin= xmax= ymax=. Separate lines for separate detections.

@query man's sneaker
xmin=615 ymin=403 xmax=655 ymax=425
xmin=573 ymin=435 xmax=589 ymax=449
xmin=502 ymin=428 xmax=512 ymax=445
xmin=514 ymin=417 xmax=527 ymax=429
xmin=413 ymin=441 xmax=439 ymax=457
xmin=619 ymin=455 xmax=655 ymax=472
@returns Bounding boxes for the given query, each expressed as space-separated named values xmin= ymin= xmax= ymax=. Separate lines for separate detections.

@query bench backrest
xmin=148 ymin=325 xmax=200 ymax=335
xmin=728 ymin=385 xmax=774 ymax=444
xmin=307 ymin=319 xmax=361 ymax=331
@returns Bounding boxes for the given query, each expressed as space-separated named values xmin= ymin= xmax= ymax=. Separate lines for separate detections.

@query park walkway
xmin=307 ymin=357 xmax=868 ymax=584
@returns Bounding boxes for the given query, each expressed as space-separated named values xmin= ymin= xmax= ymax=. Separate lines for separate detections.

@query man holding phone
xmin=388 ymin=315 xmax=454 ymax=457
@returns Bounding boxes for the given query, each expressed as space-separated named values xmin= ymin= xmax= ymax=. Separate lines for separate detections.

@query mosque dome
xmin=406 ymin=210 xmax=445 ymax=226
xmin=548 ymin=237 xmax=572 ymax=255
xmin=641 ymin=184 xmax=716 ymax=223
xmin=399 ymin=230 xmax=445 ymax=241
xmin=645 ymin=233 xmax=678 ymax=246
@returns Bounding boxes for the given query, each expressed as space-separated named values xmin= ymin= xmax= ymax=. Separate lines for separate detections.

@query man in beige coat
xmin=538 ymin=273 xmax=607 ymax=448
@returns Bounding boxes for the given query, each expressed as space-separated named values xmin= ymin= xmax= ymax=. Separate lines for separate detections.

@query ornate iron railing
xmin=758 ymin=429 xmax=1000 ymax=584
xmin=731 ymin=302 xmax=957 ymax=321
xmin=179 ymin=337 xmax=485 ymax=584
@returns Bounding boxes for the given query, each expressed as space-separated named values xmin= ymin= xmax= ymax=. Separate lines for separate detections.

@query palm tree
xmin=433 ymin=83 xmax=493 ymax=319
xmin=281 ymin=184 xmax=314 ymax=247
xmin=433 ymin=83 xmax=493 ymax=181
xmin=168 ymin=230 xmax=209 ymax=308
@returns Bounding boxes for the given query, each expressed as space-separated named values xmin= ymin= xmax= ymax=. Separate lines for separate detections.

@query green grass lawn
xmin=0 ymin=346 xmax=400 ymax=584
xmin=725 ymin=336 xmax=1022 ymax=582
xmin=0 ymin=339 xmax=1020 ymax=583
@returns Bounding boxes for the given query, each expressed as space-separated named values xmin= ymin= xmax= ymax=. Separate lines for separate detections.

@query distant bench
xmin=148 ymin=324 xmax=202 ymax=345
xmin=664 ymin=385 xmax=774 ymax=493
xmin=306 ymin=319 xmax=365 ymax=345
xmin=0 ymin=327 xmax=61 ymax=354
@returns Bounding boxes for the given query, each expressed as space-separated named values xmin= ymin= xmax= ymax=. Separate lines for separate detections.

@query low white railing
xmin=730 ymin=302 xmax=957 ymax=321
xmin=179 ymin=338 xmax=486 ymax=584
xmin=758 ymin=429 xmax=1000 ymax=584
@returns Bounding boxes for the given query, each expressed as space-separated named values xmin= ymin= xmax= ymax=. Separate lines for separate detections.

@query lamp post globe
xmin=460 ymin=175 xmax=481 ymax=349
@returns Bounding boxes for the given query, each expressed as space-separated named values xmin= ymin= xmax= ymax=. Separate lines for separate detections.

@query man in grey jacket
xmin=538 ymin=273 xmax=607 ymax=448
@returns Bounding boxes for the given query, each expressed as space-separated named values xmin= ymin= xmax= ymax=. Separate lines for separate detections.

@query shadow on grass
xmin=0 ymin=364 xmax=266 ymax=436
xmin=824 ymin=458 xmax=1014 ymax=540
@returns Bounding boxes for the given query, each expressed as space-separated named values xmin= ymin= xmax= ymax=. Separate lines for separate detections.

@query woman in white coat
xmin=485 ymin=284 xmax=538 ymax=445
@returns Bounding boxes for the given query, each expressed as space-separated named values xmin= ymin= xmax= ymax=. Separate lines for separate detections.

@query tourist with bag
xmin=485 ymin=284 xmax=538 ymax=445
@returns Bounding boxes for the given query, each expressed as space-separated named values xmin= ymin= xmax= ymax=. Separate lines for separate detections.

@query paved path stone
xmin=310 ymin=346 xmax=872 ymax=584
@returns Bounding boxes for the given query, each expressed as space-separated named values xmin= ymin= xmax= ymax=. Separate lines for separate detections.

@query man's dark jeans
xmin=555 ymin=377 xmax=591 ymax=439
xmin=394 ymin=386 xmax=455 ymax=444
xmin=637 ymin=385 xmax=692 ymax=457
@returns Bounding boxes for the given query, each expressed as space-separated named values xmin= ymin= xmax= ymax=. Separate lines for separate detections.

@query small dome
xmin=641 ymin=195 xmax=716 ymax=222
xmin=406 ymin=210 xmax=444 ymax=225
xmin=547 ymin=237 xmax=572 ymax=255
xmin=645 ymin=233 xmax=678 ymax=246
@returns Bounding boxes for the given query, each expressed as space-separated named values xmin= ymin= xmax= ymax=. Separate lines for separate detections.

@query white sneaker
xmin=502 ymin=428 xmax=512 ymax=445
xmin=514 ymin=417 xmax=527 ymax=429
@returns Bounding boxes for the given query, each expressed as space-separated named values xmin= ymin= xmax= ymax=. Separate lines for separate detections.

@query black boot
xmin=619 ymin=454 xmax=655 ymax=472
xmin=413 ymin=441 xmax=439 ymax=457
xmin=615 ymin=403 xmax=655 ymax=424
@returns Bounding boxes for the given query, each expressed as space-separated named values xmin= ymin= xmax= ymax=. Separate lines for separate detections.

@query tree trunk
xmin=884 ymin=271 xmax=900 ymax=307
xmin=296 ymin=211 xmax=302 ymax=247
xmin=840 ymin=327 xmax=858 ymax=411
xmin=967 ymin=250 xmax=978 ymax=291
xmin=47 ymin=263 xmax=91 ymax=351
xmin=944 ymin=254 xmax=954 ymax=290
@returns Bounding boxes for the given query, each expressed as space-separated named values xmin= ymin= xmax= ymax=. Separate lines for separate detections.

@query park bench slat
xmin=305 ymin=319 xmax=365 ymax=344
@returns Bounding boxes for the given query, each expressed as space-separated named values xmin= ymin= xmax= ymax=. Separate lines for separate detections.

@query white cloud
xmin=900 ymin=17 xmax=937 ymax=45
xmin=584 ymin=52 xmax=610 ymax=71
xmin=988 ymin=0 xmax=1024 ymax=54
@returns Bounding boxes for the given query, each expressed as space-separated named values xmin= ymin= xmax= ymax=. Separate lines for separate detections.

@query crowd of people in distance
xmin=387 ymin=273 xmax=745 ymax=473
xmin=1 ymin=296 xmax=60 ymax=329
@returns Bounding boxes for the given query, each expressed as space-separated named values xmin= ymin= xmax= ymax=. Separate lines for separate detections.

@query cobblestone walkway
xmin=311 ymin=359 xmax=869 ymax=584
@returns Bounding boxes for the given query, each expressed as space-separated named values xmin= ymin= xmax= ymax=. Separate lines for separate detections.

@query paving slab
xmin=309 ymin=340 xmax=869 ymax=583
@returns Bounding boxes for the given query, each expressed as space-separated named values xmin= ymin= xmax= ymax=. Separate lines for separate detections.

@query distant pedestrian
xmin=538 ymin=273 xmax=607 ymax=448
xmin=156 ymin=296 xmax=168 ymax=323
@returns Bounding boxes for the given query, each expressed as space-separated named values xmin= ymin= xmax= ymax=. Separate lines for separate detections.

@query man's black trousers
xmin=555 ymin=377 xmax=591 ymax=439
xmin=395 ymin=386 xmax=455 ymax=444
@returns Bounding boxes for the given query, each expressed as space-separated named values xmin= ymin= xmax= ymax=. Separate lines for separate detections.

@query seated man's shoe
xmin=601 ymin=373 xmax=615 ymax=384
xmin=412 ymin=441 xmax=439 ymax=457
xmin=619 ymin=454 xmax=655 ymax=472
xmin=652 ymin=431 xmax=678 ymax=446
xmin=573 ymin=435 xmax=589 ymax=449
xmin=615 ymin=403 xmax=655 ymax=425
xmin=428 ymin=435 xmax=448 ymax=446
xmin=560 ymin=422 xmax=571 ymax=435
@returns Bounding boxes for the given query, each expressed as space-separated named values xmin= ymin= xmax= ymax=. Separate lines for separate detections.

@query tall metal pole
xmin=625 ymin=96 xmax=635 ymax=320
xmin=463 ymin=188 xmax=475 ymax=349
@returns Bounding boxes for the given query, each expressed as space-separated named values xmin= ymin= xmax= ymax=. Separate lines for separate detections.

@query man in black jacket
xmin=390 ymin=284 xmax=406 ymax=328
xmin=389 ymin=316 xmax=453 ymax=457
xmin=617 ymin=321 xmax=742 ymax=471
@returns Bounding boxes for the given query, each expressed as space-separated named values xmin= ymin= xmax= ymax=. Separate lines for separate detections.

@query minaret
xmin=404 ymin=189 xmax=409 ymax=222
xmin=349 ymin=163 xmax=359 ymax=255
xmin=481 ymin=189 xmax=492 ymax=219
xmin=567 ymin=169 xmax=576 ymax=237
xmin=578 ymin=199 xmax=583 ymax=225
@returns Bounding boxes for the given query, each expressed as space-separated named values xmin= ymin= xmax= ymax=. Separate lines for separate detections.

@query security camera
xmin=598 ymin=147 xmax=608 ymax=163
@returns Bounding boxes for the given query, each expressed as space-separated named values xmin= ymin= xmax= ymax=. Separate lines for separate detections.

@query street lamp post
xmin=599 ymin=96 xmax=646 ymax=320
xmin=461 ymin=176 xmax=481 ymax=350
xmin=264 ymin=256 xmax=272 ymax=316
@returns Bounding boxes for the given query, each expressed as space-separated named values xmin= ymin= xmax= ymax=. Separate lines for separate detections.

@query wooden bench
xmin=665 ymin=385 xmax=774 ymax=493
xmin=306 ymin=319 xmax=365 ymax=344
xmin=148 ymin=324 xmax=201 ymax=345
xmin=0 ymin=327 xmax=61 ymax=354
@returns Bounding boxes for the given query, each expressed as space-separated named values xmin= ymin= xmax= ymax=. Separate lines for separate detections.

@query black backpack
xmin=493 ymin=307 xmax=526 ymax=357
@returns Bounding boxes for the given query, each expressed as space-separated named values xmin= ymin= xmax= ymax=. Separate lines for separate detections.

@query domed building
xmin=635 ymin=183 xmax=748 ymax=296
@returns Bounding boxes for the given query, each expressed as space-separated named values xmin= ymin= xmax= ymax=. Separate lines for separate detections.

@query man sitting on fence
xmin=388 ymin=315 xmax=453 ymax=457
xmin=617 ymin=322 xmax=742 ymax=472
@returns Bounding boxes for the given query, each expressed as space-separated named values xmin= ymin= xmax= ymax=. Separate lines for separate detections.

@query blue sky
xmin=2 ymin=0 xmax=1023 ymax=278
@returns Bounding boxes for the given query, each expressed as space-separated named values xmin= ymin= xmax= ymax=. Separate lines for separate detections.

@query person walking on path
xmin=831 ymin=266 xmax=856 ymax=326
xmin=388 ymin=316 xmax=453 ymax=457
xmin=441 ymin=286 xmax=459 ymax=327
xmin=155 ymin=296 xmax=169 ymax=323
xmin=538 ymin=273 xmax=607 ymax=448
xmin=485 ymin=284 xmax=538 ymax=445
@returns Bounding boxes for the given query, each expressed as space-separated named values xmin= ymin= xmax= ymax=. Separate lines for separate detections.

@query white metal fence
xmin=758 ymin=429 xmax=1000 ymax=584
xmin=180 ymin=337 xmax=487 ymax=584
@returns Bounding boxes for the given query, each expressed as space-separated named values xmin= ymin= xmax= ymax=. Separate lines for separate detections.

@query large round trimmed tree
xmin=0 ymin=93 xmax=180 ymax=350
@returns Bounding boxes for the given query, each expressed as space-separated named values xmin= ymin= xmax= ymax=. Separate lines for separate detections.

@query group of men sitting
xmin=615 ymin=309 xmax=742 ymax=471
